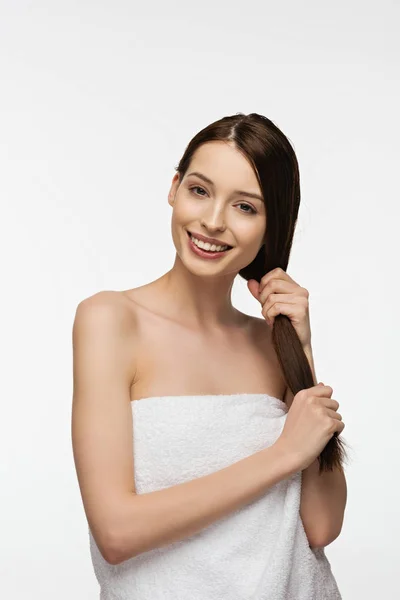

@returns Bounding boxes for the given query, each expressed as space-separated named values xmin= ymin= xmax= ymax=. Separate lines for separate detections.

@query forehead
xmin=187 ymin=141 xmax=261 ymax=192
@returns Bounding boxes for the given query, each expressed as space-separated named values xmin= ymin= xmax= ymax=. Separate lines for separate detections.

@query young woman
xmin=72 ymin=112 xmax=348 ymax=599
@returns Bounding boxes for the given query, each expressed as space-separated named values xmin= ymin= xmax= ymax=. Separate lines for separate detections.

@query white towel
xmin=89 ymin=393 xmax=342 ymax=599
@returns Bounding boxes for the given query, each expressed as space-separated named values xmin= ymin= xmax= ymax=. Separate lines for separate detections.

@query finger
xmin=260 ymin=292 xmax=299 ymax=313
xmin=259 ymin=281 xmax=298 ymax=304
xmin=262 ymin=302 xmax=303 ymax=325
xmin=332 ymin=419 xmax=345 ymax=434
xmin=326 ymin=398 xmax=340 ymax=411
xmin=310 ymin=384 xmax=333 ymax=398
xmin=247 ymin=279 xmax=261 ymax=301
xmin=260 ymin=267 xmax=299 ymax=289
xmin=325 ymin=407 xmax=341 ymax=419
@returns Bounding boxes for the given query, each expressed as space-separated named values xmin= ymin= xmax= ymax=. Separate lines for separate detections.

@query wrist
xmin=271 ymin=439 xmax=302 ymax=476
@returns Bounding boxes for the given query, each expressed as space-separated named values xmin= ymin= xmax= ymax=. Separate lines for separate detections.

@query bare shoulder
xmin=75 ymin=290 xmax=138 ymax=329
xmin=73 ymin=291 xmax=139 ymax=383
xmin=71 ymin=291 xmax=140 ymax=562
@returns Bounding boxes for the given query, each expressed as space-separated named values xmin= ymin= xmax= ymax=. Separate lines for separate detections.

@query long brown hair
xmin=174 ymin=112 xmax=349 ymax=474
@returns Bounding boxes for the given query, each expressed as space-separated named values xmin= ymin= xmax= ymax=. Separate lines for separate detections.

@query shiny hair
xmin=174 ymin=112 xmax=349 ymax=474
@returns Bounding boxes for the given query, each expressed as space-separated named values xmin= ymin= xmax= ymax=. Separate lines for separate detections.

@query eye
xmin=189 ymin=185 xmax=208 ymax=197
xmin=189 ymin=186 xmax=257 ymax=215
xmin=238 ymin=203 xmax=257 ymax=215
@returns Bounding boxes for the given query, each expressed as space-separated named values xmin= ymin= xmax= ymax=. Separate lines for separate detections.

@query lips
xmin=187 ymin=230 xmax=233 ymax=248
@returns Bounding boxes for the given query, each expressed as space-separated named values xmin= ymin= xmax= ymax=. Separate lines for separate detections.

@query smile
xmin=186 ymin=230 xmax=233 ymax=259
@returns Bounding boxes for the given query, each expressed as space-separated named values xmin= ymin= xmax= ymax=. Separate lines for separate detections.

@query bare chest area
xmin=129 ymin=309 xmax=286 ymax=403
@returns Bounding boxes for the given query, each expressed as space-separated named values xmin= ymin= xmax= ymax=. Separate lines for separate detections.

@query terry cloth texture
xmin=89 ymin=393 xmax=342 ymax=600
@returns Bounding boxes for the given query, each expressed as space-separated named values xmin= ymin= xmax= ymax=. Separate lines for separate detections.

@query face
xmin=168 ymin=141 xmax=267 ymax=277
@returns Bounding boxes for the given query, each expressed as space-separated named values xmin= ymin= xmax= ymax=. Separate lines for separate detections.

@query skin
xmin=124 ymin=137 xmax=344 ymax=459
xmin=161 ymin=141 xmax=347 ymax=547
xmin=121 ymin=139 xmax=287 ymax=401
xmin=73 ymin=139 xmax=346 ymax=561
xmin=150 ymin=139 xmax=267 ymax=332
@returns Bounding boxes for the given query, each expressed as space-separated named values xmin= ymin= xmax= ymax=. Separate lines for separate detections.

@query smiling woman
xmin=72 ymin=112 xmax=348 ymax=599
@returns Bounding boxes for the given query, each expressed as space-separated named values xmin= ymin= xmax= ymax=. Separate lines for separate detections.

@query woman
xmin=71 ymin=112 xmax=348 ymax=599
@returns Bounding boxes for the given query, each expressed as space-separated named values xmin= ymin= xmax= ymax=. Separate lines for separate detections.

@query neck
xmin=156 ymin=254 xmax=242 ymax=331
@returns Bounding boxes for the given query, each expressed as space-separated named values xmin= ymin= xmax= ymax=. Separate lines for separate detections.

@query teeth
xmin=190 ymin=234 xmax=230 ymax=252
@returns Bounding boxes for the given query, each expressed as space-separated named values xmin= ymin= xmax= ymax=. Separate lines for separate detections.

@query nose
xmin=200 ymin=206 xmax=227 ymax=233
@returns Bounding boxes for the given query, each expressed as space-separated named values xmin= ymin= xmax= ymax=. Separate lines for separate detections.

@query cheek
xmin=171 ymin=195 xmax=198 ymax=221
xmin=169 ymin=203 xmax=193 ymax=246
xmin=234 ymin=227 xmax=266 ymax=265
xmin=235 ymin=223 xmax=265 ymax=249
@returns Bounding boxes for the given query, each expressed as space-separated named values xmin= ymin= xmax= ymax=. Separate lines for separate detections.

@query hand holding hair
xmin=274 ymin=382 xmax=345 ymax=471
xmin=247 ymin=267 xmax=312 ymax=349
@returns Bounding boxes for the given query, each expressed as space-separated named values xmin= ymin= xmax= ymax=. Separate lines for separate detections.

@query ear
xmin=168 ymin=173 xmax=181 ymax=207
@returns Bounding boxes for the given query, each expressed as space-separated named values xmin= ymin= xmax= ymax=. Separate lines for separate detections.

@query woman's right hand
xmin=274 ymin=383 xmax=345 ymax=471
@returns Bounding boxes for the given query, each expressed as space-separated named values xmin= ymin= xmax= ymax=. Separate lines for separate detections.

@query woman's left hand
xmin=247 ymin=267 xmax=312 ymax=349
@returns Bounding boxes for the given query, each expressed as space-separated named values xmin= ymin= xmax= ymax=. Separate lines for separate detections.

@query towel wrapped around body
xmin=89 ymin=393 xmax=342 ymax=600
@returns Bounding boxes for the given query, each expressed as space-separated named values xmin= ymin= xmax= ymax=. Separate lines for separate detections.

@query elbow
xmin=96 ymin=495 xmax=142 ymax=565
xmin=105 ymin=551 xmax=123 ymax=566
xmin=103 ymin=523 xmax=141 ymax=565
xmin=309 ymin=524 xmax=343 ymax=549
xmin=93 ymin=526 xmax=127 ymax=566
xmin=102 ymin=525 xmax=142 ymax=565
xmin=101 ymin=532 xmax=126 ymax=565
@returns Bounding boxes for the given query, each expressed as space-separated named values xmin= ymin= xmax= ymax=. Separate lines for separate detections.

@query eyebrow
xmin=186 ymin=171 xmax=264 ymax=203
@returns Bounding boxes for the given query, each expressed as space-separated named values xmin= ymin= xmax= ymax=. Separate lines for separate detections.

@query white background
xmin=1 ymin=1 xmax=399 ymax=598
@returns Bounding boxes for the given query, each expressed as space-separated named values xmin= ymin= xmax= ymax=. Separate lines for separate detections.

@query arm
xmin=71 ymin=294 xmax=300 ymax=566
xmin=284 ymin=344 xmax=347 ymax=548
xmin=115 ymin=435 xmax=299 ymax=564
